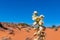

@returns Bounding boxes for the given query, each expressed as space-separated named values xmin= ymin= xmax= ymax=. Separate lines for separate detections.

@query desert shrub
xmin=52 ymin=25 xmax=58 ymax=31
xmin=55 ymin=27 xmax=58 ymax=31
xmin=18 ymin=23 xmax=31 ymax=27
xmin=52 ymin=25 xmax=56 ymax=28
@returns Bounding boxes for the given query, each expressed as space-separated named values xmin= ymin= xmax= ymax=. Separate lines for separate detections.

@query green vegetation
xmin=52 ymin=25 xmax=56 ymax=28
xmin=52 ymin=25 xmax=58 ymax=31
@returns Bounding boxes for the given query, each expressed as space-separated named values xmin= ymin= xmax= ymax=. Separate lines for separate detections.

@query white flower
xmin=34 ymin=11 xmax=38 ymax=13
xmin=40 ymin=15 xmax=44 ymax=17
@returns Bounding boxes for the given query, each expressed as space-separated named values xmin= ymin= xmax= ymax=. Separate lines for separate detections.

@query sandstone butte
xmin=0 ymin=22 xmax=60 ymax=40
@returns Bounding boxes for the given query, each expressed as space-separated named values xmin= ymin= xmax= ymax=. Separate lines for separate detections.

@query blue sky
xmin=0 ymin=0 xmax=60 ymax=26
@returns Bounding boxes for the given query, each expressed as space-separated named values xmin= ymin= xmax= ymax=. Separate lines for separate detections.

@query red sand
xmin=0 ymin=27 xmax=60 ymax=40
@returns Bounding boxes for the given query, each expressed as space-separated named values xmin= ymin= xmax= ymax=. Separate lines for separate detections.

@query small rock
xmin=2 ymin=37 xmax=11 ymax=40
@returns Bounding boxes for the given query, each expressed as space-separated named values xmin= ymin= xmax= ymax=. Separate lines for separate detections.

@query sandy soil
xmin=0 ymin=22 xmax=60 ymax=40
xmin=0 ymin=27 xmax=60 ymax=40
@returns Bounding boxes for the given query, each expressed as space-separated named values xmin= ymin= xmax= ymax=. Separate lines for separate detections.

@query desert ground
xmin=0 ymin=22 xmax=60 ymax=40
